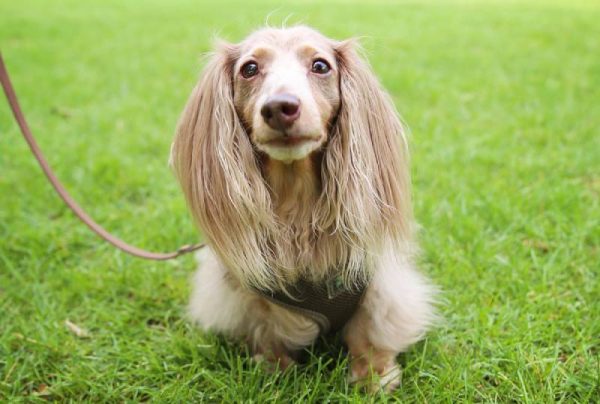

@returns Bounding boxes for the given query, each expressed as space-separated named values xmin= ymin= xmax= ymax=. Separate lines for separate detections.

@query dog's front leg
xmin=344 ymin=324 xmax=402 ymax=393
xmin=188 ymin=250 xmax=319 ymax=371
xmin=343 ymin=252 xmax=436 ymax=392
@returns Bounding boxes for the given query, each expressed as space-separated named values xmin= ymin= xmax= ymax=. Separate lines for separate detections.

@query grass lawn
xmin=1 ymin=0 xmax=598 ymax=401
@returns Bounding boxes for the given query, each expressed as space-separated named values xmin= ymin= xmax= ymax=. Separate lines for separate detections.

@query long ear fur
xmin=315 ymin=40 xmax=413 ymax=278
xmin=171 ymin=44 xmax=282 ymax=290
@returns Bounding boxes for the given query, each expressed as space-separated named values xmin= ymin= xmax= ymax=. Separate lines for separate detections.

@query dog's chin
xmin=255 ymin=135 xmax=324 ymax=163
xmin=258 ymin=141 xmax=321 ymax=163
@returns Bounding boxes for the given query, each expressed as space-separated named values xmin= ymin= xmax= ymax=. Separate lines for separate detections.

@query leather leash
xmin=0 ymin=53 xmax=205 ymax=260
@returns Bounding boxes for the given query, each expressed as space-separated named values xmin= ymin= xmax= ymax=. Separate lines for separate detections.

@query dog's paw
xmin=348 ymin=362 xmax=402 ymax=393
xmin=252 ymin=352 xmax=295 ymax=372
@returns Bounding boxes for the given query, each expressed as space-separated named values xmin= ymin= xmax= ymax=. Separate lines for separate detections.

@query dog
xmin=170 ymin=25 xmax=436 ymax=392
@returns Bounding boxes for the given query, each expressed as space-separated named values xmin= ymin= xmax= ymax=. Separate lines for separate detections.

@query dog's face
xmin=232 ymin=28 xmax=341 ymax=162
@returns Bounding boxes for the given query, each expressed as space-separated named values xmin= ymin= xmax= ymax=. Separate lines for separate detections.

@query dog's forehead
xmin=238 ymin=26 xmax=335 ymax=56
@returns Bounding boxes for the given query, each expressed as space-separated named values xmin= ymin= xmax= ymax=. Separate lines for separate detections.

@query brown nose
xmin=260 ymin=94 xmax=301 ymax=131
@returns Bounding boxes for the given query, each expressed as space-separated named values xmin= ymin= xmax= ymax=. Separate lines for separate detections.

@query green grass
xmin=1 ymin=0 xmax=599 ymax=401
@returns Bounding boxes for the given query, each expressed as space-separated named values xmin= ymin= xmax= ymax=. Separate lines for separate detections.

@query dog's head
xmin=232 ymin=27 xmax=340 ymax=162
xmin=172 ymin=26 xmax=411 ymax=289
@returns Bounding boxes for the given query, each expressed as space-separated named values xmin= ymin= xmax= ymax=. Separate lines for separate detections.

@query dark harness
xmin=256 ymin=275 xmax=367 ymax=334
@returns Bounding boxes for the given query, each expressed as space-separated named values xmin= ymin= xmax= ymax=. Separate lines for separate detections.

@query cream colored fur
xmin=172 ymin=26 xmax=436 ymax=391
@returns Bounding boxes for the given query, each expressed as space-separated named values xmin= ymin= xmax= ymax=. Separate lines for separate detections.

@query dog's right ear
xmin=170 ymin=41 xmax=238 ymax=170
xmin=170 ymin=43 xmax=280 ymax=290
xmin=170 ymin=41 xmax=239 ymax=218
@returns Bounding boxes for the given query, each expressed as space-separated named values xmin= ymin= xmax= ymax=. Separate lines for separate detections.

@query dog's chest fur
xmin=263 ymin=157 xmax=330 ymax=277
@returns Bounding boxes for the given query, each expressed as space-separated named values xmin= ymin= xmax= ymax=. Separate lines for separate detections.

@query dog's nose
xmin=260 ymin=94 xmax=301 ymax=131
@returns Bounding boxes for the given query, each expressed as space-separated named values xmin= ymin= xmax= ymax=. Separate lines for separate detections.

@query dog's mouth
xmin=255 ymin=132 xmax=324 ymax=162
xmin=265 ymin=135 xmax=319 ymax=147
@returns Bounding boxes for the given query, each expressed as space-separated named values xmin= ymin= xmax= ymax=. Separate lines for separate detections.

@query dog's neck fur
xmin=262 ymin=155 xmax=324 ymax=271
xmin=263 ymin=156 xmax=321 ymax=222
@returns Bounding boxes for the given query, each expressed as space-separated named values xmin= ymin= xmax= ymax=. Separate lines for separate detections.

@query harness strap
xmin=257 ymin=277 xmax=367 ymax=334
xmin=0 ymin=53 xmax=204 ymax=260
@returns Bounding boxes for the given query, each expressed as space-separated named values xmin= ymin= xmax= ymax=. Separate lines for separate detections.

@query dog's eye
xmin=311 ymin=59 xmax=331 ymax=74
xmin=241 ymin=62 xmax=259 ymax=79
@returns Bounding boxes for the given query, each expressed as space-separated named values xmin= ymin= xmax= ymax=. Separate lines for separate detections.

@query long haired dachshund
xmin=171 ymin=25 xmax=436 ymax=392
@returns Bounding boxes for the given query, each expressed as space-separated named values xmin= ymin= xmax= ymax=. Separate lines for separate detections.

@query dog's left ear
xmin=319 ymin=40 xmax=412 ymax=244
